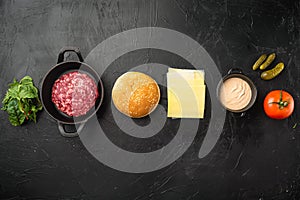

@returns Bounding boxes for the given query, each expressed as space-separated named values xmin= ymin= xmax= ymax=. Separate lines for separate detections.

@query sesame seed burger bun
xmin=112 ymin=72 xmax=160 ymax=118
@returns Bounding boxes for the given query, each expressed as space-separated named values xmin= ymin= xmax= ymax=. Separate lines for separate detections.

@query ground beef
xmin=51 ymin=71 xmax=99 ymax=117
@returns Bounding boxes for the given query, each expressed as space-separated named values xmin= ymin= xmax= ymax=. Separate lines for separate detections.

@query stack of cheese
xmin=167 ymin=68 xmax=206 ymax=118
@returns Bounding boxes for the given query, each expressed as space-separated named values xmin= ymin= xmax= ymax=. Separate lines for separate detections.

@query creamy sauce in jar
xmin=219 ymin=77 xmax=252 ymax=111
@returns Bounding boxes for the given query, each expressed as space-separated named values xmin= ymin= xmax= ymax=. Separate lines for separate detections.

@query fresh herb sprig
xmin=1 ymin=76 xmax=43 ymax=126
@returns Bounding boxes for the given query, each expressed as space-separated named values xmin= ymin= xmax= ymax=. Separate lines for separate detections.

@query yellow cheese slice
xmin=167 ymin=69 xmax=206 ymax=118
xmin=167 ymin=85 xmax=206 ymax=118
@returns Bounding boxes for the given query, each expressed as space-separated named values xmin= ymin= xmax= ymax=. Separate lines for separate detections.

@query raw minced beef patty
xmin=51 ymin=71 xmax=99 ymax=117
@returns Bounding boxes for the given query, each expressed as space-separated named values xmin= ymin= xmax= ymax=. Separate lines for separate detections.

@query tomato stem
xmin=269 ymin=90 xmax=289 ymax=110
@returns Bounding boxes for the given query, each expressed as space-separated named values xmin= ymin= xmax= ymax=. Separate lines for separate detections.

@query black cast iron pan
xmin=40 ymin=47 xmax=104 ymax=137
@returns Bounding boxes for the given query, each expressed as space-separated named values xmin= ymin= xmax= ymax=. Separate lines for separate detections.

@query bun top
xmin=112 ymin=72 xmax=160 ymax=118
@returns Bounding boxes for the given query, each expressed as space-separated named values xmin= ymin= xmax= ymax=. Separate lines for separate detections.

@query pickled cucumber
xmin=252 ymin=54 xmax=267 ymax=70
xmin=261 ymin=62 xmax=284 ymax=80
xmin=259 ymin=53 xmax=276 ymax=70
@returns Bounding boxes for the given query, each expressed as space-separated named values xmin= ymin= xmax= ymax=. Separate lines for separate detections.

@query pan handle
xmin=58 ymin=122 xmax=86 ymax=137
xmin=57 ymin=46 xmax=84 ymax=64
xmin=228 ymin=68 xmax=242 ymax=74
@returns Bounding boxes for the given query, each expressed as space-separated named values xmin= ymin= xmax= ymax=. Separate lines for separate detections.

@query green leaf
xmin=35 ymin=98 xmax=43 ymax=111
xmin=20 ymin=76 xmax=34 ymax=86
xmin=28 ymin=111 xmax=37 ymax=123
xmin=22 ymin=99 xmax=31 ymax=114
xmin=2 ymin=80 xmax=19 ymax=110
xmin=1 ymin=75 xmax=43 ymax=126
xmin=18 ymin=84 xmax=38 ymax=99
xmin=2 ymin=92 xmax=12 ymax=106
xmin=6 ymin=99 xmax=26 ymax=126
xmin=4 ymin=79 xmax=20 ymax=101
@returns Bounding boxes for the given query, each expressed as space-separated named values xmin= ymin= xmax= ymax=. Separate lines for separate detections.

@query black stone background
xmin=1 ymin=0 xmax=300 ymax=199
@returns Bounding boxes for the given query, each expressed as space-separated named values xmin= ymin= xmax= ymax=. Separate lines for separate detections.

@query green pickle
xmin=259 ymin=53 xmax=276 ymax=70
xmin=252 ymin=54 xmax=267 ymax=70
xmin=261 ymin=62 xmax=284 ymax=80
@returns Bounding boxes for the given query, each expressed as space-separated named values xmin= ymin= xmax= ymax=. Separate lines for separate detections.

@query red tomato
xmin=263 ymin=90 xmax=294 ymax=119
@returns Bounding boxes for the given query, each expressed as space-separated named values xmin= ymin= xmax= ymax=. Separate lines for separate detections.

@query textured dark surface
xmin=1 ymin=0 xmax=300 ymax=199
